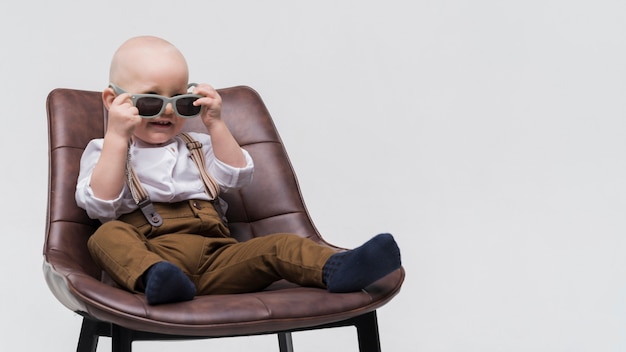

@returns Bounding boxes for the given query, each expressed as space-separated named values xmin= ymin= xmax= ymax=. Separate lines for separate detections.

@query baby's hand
xmin=192 ymin=83 xmax=223 ymax=128
xmin=107 ymin=92 xmax=141 ymax=140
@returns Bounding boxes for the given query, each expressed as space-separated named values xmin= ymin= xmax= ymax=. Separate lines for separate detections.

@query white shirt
xmin=75 ymin=132 xmax=254 ymax=223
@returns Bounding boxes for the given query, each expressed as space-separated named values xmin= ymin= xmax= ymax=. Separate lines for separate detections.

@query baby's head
xmin=108 ymin=36 xmax=190 ymax=94
xmin=104 ymin=36 xmax=195 ymax=144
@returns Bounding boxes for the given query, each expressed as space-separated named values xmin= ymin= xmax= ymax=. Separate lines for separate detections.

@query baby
xmin=75 ymin=36 xmax=401 ymax=305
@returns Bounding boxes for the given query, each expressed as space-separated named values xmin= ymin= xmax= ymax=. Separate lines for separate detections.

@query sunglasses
xmin=109 ymin=83 xmax=203 ymax=118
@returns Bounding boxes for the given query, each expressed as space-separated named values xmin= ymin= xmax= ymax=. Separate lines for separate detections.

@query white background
xmin=2 ymin=0 xmax=626 ymax=351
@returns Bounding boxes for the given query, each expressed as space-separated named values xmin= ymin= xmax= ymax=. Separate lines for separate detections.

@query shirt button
xmin=192 ymin=201 xmax=201 ymax=209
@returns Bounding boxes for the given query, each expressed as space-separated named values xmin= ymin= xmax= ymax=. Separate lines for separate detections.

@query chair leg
xmin=77 ymin=317 xmax=101 ymax=352
xmin=278 ymin=332 xmax=294 ymax=352
xmin=355 ymin=311 xmax=382 ymax=352
xmin=111 ymin=324 xmax=133 ymax=352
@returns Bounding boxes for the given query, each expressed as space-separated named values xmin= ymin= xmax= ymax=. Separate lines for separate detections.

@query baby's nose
xmin=163 ymin=102 xmax=175 ymax=115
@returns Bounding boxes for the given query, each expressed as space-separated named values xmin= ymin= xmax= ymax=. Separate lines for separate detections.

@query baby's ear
xmin=102 ymin=87 xmax=115 ymax=110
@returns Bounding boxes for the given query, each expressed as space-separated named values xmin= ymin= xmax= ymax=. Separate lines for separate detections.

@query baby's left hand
xmin=192 ymin=83 xmax=222 ymax=127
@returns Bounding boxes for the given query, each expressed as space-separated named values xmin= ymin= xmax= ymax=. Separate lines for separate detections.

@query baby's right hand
xmin=106 ymin=92 xmax=141 ymax=140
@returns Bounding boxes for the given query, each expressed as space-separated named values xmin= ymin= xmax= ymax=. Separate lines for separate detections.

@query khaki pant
xmin=87 ymin=199 xmax=335 ymax=295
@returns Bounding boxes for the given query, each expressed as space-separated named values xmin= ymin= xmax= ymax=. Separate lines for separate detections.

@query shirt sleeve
xmin=74 ymin=139 xmax=136 ymax=223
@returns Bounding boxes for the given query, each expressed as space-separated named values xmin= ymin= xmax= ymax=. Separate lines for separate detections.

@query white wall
xmin=2 ymin=0 xmax=626 ymax=351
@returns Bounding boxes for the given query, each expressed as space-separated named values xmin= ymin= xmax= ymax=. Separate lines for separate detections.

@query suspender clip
xmin=138 ymin=198 xmax=163 ymax=227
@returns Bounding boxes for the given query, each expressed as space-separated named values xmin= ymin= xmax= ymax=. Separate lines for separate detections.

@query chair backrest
xmin=45 ymin=86 xmax=326 ymax=279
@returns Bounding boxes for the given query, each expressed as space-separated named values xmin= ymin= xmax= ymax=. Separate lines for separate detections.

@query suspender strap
xmin=125 ymin=133 xmax=226 ymax=227
xmin=178 ymin=132 xmax=220 ymax=200
xmin=125 ymin=141 xmax=163 ymax=227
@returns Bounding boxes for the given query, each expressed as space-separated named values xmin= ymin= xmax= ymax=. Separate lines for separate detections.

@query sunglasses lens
xmin=135 ymin=97 xmax=164 ymax=117
xmin=176 ymin=97 xmax=201 ymax=117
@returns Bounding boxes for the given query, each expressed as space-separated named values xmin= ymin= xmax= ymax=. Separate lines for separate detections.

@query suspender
xmin=125 ymin=132 xmax=226 ymax=227
xmin=125 ymin=148 xmax=163 ymax=227
xmin=178 ymin=132 xmax=221 ymax=199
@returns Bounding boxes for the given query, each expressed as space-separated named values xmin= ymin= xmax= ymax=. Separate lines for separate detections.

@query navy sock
xmin=142 ymin=262 xmax=196 ymax=305
xmin=323 ymin=233 xmax=401 ymax=293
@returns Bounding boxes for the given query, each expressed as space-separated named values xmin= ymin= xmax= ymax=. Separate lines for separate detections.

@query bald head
xmin=109 ymin=36 xmax=189 ymax=89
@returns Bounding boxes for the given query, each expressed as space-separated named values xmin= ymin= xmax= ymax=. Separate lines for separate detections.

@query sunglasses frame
xmin=109 ymin=83 xmax=203 ymax=118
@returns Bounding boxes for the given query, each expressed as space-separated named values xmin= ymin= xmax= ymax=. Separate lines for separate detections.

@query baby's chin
xmin=133 ymin=126 xmax=184 ymax=146
xmin=132 ymin=133 xmax=176 ymax=147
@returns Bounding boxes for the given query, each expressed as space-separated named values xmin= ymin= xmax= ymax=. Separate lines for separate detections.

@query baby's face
xmin=126 ymin=57 xmax=191 ymax=145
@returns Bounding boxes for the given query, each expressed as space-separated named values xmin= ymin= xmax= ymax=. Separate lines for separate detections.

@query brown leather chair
xmin=44 ymin=86 xmax=405 ymax=352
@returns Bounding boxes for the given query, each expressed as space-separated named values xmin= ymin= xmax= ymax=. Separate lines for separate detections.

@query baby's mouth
xmin=150 ymin=120 xmax=173 ymax=127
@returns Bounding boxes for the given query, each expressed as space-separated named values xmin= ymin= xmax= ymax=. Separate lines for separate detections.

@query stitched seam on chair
xmin=242 ymin=211 xmax=307 ymax=227
xmin=49 ymin=218 xmax=99 ymax=228
xmin=237 ymin=140 xmax=281 ymax=148
xmin=257 ymin=210 xmax=303 ymax=219
xmin=250 ymin=295 xmax=272 ymax=318
xmin=50 ymin=145 xmax=88 ymax=153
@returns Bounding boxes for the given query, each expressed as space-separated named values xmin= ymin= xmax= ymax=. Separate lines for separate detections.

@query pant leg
xmin=194 ymin=233 xmax=337 ymax=295
xmin=87 ymin=220 xmax=163 ymax=292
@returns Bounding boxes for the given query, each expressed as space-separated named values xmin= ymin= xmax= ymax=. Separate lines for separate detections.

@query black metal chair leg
xmin=77 ymin=318 xmax=101 ymax=352
xmin=355 ymin=311 xmax=382 ymax=352
xmin=278 ymin=332 xmax=294 ymax=352
xmin=112 ymin=324 xmax=133 ymax=352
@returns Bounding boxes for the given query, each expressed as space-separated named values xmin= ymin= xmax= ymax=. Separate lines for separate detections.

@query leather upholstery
xmin=44 ymin=86 xmax=404 ymax=338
